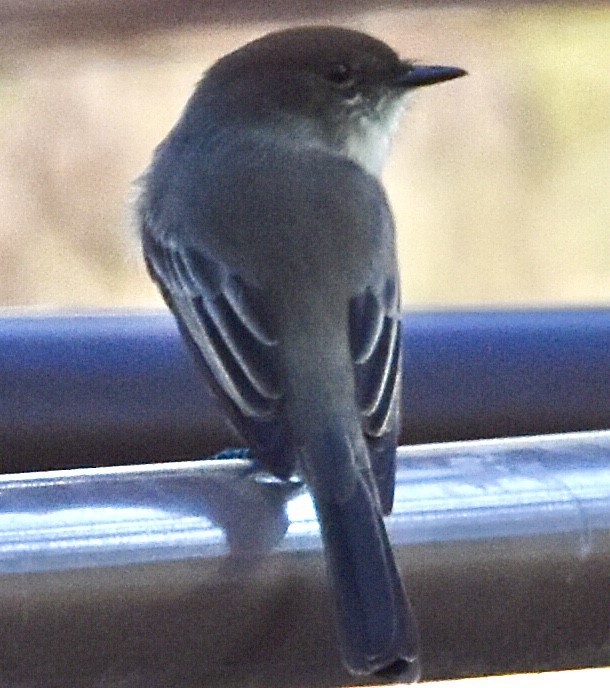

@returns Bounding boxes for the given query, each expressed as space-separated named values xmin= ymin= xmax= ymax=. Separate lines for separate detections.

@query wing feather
xmin=144 ymin=233 xmax=281 ymax=420
xmin=350 ymin=275 xmax=402 ymax=512
xmin=351 ymin=277 xmax=402 ymax=438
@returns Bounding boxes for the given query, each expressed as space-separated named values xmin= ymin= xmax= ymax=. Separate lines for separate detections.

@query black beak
xmin=394 ymin=63 xmax=467 ymax=88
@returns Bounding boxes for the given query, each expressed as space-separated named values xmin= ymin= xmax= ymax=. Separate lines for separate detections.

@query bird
xmin=136 ymin=25 xmax=466 ymax=681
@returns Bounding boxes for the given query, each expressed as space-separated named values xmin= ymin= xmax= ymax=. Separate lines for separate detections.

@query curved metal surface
xmin=1 ymin=309 xmax=610 ymax=472
xmin=400 ymin=309 xmax=610 ymax=443
xmin=1 ymin=431 xmax=608 ymax=686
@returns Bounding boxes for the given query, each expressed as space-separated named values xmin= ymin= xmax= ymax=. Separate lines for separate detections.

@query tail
xmin=311 ymin=456 xmax=420 ymax=681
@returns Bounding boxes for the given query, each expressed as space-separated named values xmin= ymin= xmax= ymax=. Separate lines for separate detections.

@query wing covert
xmin=350 ymin=277 xmax=402 ymax=514
xmin=143 ymin=233 xmax=282 ymax=421
xmin=350 ymin=278 xmax=402 ymax=439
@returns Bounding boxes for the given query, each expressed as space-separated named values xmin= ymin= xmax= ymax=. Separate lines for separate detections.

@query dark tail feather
xmin=313 ymin=474 xmax=420 ymax=681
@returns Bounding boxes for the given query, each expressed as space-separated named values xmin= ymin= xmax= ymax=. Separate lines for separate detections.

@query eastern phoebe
xmin=137 ymin=26 xmax=465 ymax=681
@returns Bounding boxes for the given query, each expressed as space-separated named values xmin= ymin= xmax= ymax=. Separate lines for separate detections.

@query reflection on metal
xmin=1 ymin=431 xmax=609 ymax=686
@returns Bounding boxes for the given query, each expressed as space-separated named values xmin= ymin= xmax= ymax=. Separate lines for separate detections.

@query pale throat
xmin=342 ymin=94 xmax=409 ymax=177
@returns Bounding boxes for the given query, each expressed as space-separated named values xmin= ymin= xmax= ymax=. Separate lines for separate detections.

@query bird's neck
xmin=239 ymin=112 xmax=403 ymax=179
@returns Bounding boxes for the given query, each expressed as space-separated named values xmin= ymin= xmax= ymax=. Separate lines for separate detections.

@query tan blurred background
xmin=0 ymin=4 xmax=608 ymax=311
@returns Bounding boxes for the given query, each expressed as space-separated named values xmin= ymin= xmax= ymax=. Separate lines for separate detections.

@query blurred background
xmin=0 ymin=2 xmax=608 ymax=311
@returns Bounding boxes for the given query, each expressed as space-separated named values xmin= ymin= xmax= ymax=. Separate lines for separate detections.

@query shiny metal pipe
xmin=1 ymin=431 xmax=609 ymax=686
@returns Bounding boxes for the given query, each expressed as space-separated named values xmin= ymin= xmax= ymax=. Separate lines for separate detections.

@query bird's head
xmin=197 ymin=26 xmax=467 ymax=175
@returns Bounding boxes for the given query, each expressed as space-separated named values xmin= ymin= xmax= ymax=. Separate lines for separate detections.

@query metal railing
xmin=1 ymin=431 xmax=609 ymax=686
xmin=1 ymin=310 xmax=609 ymax=471
xmin=1 ymin=310 xmax=609 ymax=685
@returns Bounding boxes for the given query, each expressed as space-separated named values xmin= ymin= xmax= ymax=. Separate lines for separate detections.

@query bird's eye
xmin=325 ymin=63 xmax=354 ymax=86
